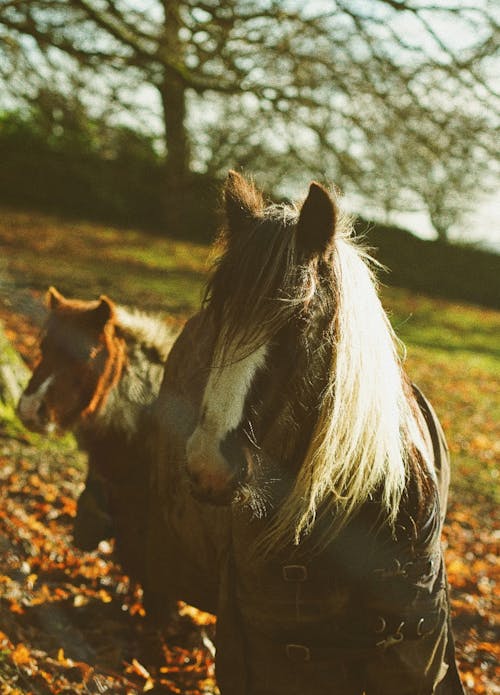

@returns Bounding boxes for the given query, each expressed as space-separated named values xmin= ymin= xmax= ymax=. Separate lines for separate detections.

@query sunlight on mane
xmin=115 ymin=306 xmax=176 ymax=362
xmin=258 ymin=223 xmax=432 ymax=555
xmin=91 ymin=306 xmax=177 ymax=435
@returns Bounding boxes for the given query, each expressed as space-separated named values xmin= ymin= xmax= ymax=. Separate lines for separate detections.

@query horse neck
xmin=80 ymin=327 xmax=126 ymax=424
xmin=84 ymin=325 xmax=166 ymax=439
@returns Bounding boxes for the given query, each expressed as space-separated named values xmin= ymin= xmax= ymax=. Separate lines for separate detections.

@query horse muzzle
xmin=186 ymin=426 xmax=250 ymax=505
xmin=17 ymin=394 xmax=54 ymax=434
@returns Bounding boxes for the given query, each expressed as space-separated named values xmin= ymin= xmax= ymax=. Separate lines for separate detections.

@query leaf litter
xmin=0 ymin=294 xmax=498 ymax=695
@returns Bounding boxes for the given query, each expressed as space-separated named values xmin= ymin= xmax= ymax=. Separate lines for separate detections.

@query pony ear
xmin=224 ymin=170 xmax=264 ymax=234
xmin=296 ymin=182 xmax=337 ymax=258
xmin=47 ymin=286 xmax=66 ymax=310
xmin=90 ymin=296 xmax=115 ymax=326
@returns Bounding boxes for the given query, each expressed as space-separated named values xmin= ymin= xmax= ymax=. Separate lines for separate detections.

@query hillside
xmin=357 ymin=217 xmax=500 ymax=310
xmin=0 ymin=208 xmax=498 ymax=694
xmin=356 ymin=218 xmax=500 ymax=309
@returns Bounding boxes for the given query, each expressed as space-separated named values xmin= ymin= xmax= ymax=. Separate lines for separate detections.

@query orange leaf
xmin=9 ymin=600 xmax=25 ymax=615
xmin=11 ymin=643 xmax=32 ymax=666
xmin=127 ymin=658 xmax=150 ymax=679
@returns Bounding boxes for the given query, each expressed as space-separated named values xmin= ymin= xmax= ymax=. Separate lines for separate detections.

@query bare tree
xmin=0 ymin=0 xmax=498 ymax=233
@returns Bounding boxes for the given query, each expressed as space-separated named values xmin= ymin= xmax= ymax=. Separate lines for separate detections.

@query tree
xmin=416 ymin=131 xmax=495 ymax=243
xmin=0 ymin=0 xmax=498 ymax=234
xmin=344 ymin=100 xmax=497 ymax=241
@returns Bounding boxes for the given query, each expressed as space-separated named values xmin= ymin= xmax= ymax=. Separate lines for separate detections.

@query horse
xmin=155 ymin=171 xmax=464 ymax=693
xmin=17 ymin=287 xmax=178 ymax=587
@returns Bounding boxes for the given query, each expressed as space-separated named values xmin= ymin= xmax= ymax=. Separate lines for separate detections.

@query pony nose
xmin=17 ymin=394 xmax=37 ymax=427
xmin=17 ymin=376 xmax=54 ymax=431
xmin=186 ymin=426 xmax=248 ymax=504
xmin=17 ymin=394 xmax=50 ymax=432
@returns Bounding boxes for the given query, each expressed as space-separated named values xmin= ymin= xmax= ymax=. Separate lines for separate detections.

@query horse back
xmin=412 ymin=384 xmax=450 ymax=527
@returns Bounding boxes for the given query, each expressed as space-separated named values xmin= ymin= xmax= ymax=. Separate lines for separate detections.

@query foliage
xmin=358 ymin=218 xmax=500 ymax=309
xmin=0 ymin=1 xmax=498 ymax=236
xmin=0 ymin=102 xmax=223 ymax=234
xmin=0 ymin=433 xmax=217 ymax=695
xmin=0 ymin=105 xmax=164 ymax=228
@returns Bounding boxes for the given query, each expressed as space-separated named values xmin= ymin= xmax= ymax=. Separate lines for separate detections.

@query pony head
xmin=17 ymin=287 xmax=125 ymax=434
xmin=186 ymin=171 xmax=339 ymax=506
xmin=186 ymin=172 xmax=431 ymax=553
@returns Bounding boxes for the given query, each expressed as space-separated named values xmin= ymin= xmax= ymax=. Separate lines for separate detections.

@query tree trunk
xmin=159 ymin=0 xmax=191 ymax=236
xmin=429 ymin=208 xmax=450 ymax=244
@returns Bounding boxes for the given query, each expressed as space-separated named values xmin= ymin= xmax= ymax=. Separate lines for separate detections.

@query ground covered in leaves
xmin=0 ymin=209 xmax=499 ymax=694
xmin=0 ymin=433 xmax=217 ymax=695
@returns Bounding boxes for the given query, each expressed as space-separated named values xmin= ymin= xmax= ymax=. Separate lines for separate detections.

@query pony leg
xmin=73 ymin=464 xmax=113 ymax=551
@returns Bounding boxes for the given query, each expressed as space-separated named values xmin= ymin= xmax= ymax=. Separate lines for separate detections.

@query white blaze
xmin=202 ymin=342 xmax=268 ymax=439
xmin=18 ymin=375 xmax=54 ymax=425
xmin=186 ymin=342 xmax=268 ymax=481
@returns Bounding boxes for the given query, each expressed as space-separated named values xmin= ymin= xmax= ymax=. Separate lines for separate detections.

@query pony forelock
xmin=204 ymin=203 xmax=308 ymax=365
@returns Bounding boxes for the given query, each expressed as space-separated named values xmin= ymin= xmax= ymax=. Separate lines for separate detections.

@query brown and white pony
xmin=163 ymin=172 xmax=463 ymax=694
xmin=17 ymin=287 xmax=177 ymax=585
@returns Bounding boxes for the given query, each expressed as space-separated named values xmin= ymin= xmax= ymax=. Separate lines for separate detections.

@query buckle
xmin=376 ymin=621 xmax=405 ymax=649
xmin=282 ymin=564 xmax=308 ymax=582
xmin=285 ymin=644 xmax=310 ymax=661
xmin=373 ymin=616 xmax=386 ymax=634
xmin=416 ymin=617 xmax=426 ymax=636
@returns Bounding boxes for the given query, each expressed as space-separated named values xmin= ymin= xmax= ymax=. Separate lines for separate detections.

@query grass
xmin=386 ymin=287 xmax=499 ymax=372
xmin=1 ymin=206 xmax=498 ymax=504
xmin=0 ymin=208 xmax=210 ymax=315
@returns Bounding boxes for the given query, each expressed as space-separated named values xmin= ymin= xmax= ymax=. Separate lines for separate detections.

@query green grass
xmin=2 ymin=207 xmax=498 ymax=503
xmin=382 ymin=287 xmax=499 ymax=503
xmin=0 ymin=208 xmax=210 ymax=315
xmin=386 ymin=287 xmax=500 ymax=374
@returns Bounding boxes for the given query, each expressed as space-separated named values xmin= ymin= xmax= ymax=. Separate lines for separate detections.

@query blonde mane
xmin=258 ymin=230 xmax=432 ymax=555
xmin=115 ymin=306 xmax=178 ymax=362
xmin=89 ymin=307 xmax=179 ymax=435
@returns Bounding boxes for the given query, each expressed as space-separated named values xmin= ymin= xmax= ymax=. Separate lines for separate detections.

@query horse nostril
xmin=37 ymin=401 xmax=48 ymax=422
xmin=187 ymin=467 xmax=201 ymax=487
xmin=219 ymin=430 xmax=250 ymax=485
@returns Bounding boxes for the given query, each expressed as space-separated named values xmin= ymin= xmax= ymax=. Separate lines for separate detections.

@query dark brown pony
xmin=156 ymin=172 xmax=464 ymax=693
xmin=18 ymin=288 xmax=177 ymax=585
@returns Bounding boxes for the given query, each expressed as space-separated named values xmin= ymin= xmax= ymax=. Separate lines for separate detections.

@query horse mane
xmin=261 ymin=232 xmax=433 ymax=554
xmin=206 ymin=187 xmax=434 ymax=555
xmin=88 ymin=306 xmax=178 ymax=436
xmin=114 ymin=306 xmax=176 ymax=364
xmin=47 ymin=295 xmax=128 ymax=422
xmin=204 ymin=202 xmax=308 ymax=363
